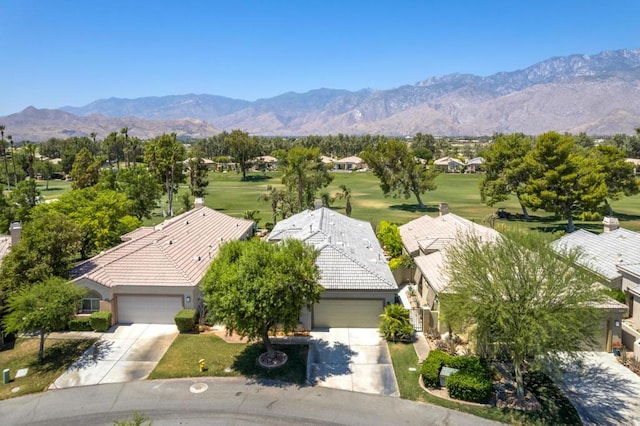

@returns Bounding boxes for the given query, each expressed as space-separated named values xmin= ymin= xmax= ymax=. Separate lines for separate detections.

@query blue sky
xmin=1 ymin=0 xmax=639 ymax=116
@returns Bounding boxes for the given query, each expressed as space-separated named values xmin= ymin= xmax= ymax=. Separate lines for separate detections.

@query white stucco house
xmin=267 ymin=207 xmax=397 ymax=329
xmin=71 ymin=201 xmax=254 ymax=324
xmin=333 ymin=156 xmax=366 ymax=171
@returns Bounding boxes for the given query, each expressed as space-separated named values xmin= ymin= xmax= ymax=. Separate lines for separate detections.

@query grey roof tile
xmin=267 ymin=208 xmax=397 ymax=291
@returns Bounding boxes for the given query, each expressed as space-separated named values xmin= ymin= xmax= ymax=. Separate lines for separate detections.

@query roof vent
xmin=168 ymin=240 xmax=173 ymax=245
xmin=193 ymin=255 xmax=201 ymax=261
xmin=185 ymin=220 xmax=189 ymax=225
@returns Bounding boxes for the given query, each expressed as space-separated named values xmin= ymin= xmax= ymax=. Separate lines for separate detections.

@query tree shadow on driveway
xmin=308 ymin=339 xmax=357 ymax=384
xmin=557 ymin=354 xmax=640 ymax=425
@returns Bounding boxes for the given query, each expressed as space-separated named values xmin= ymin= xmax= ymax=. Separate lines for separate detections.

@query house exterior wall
xmin=114 ymin=285 xmax=199 ymax=310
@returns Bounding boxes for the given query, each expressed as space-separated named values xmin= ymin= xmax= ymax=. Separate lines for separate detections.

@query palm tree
xmin=121 ymin=127 xmax=129 ymax=168
xmin=335 ymin=184 xmax=352 ymax=217
xmin=8 ymin=135 xmax=17 ymax=186
xmin=90 ymin=132 xmax=97 ymax=143
xmin=24 ymin=143 xmax=38 ymax=179
xmin=0 ymin=125 xmax=9 ymax=190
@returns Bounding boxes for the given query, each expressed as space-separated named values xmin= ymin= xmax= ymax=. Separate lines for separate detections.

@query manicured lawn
xmin=0 ymin=338 xmax=96 ymax=400
xmin=36 ymin=179 xmax=73 ymax=200
xmin=149 ymin=334 xmax=308 ymax=385
xmin=388 ymin=342 xmax=582 ymax=425
xmin=203 ymin=171 xmax=640 ymax=233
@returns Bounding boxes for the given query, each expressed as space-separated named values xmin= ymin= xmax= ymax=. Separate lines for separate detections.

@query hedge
xmin=68 ymin=317 xmax=93 ymax=331
xmin=446 ymin=370 xmax=494 ymax=404
xmin=90 ymin=311 xmax=112 ymax=332
xmin=175 ymin=309 xmax=197 ymax=333
xmin=420 ymin=349 xmax=494 ymax=403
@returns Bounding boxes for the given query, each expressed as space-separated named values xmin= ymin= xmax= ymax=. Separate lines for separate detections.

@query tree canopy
xmin=440 ymin=229 xmax=605 ymax=398
xmin=281 ymin=147 xmax=333 ymax=212
xmin=224 ymin=129 xmax=259 ymax=181
xmin=361 ymin=139 xmax=439 ymax=209
xmin=201 ymin=239 xmax=322 ymax=363
xmin=144 ymin=133 xmax=185 ymax=217
xmin=3 ymin=277 xmax=86 ymax=363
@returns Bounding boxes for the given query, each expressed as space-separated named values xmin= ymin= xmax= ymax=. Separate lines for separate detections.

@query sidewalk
xmin=413 ymin=332 xmax=430 ymax=363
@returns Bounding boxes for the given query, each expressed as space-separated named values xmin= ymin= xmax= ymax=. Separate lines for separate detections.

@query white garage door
xmin=117 ymin=295 xmax=183 ymax=324
xmin=313 ymin=299 xmax=383 ymax=328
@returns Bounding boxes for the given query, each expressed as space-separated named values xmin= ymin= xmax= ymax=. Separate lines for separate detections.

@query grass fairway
xmin=0 ymin=338 xmax=96 ymax=400
xmin=149 ymin=334 xmax=307 ymax=385
xmin=204 ymin=171 xmax=640 ymax=233
xmin=388 ymin=342 xmax=582 ymax=425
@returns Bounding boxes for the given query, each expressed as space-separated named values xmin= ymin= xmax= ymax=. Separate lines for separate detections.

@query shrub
xmin=379 ymin=304 xmax=414 ymax=342
xmin=68 ymin=316 xmax=93 ymax=331
xmin=376 ymin=221 xmax=402 ymax=258
xmin=89 ymin=311 xmax=112 ymax=332
xmin=446 ymin=370 xmax=494 ymax=404
xmin=446 ymin=355 xmax=490 ymax=378
xmin=421 ymin=349 xmax=451 ymax=387
xmin=175 ymin=308 xmax=197 ymax=333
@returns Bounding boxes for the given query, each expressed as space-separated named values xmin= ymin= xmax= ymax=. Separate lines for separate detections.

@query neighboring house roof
xmin=466 ymin=157 xmax=484 ymax=166
xmin=320 ymin=155 xmax=335 ymax=164
xmin=267 ymin=207 xmax=397 ymax=291
xmin=552 ymin=228 xmax=640 ymax=281
xmin=625 ymin=158 xmax=640 ymax=166
xmin=72 ymin=207 xmax=254 ymax=289
xmin=334 ymin=156 xmax=364 ymax=164
xmin=433 ymin=156 xmax=465 ymax=166
xmin=414 ymin=251 xmax=451 ymax=293
xmin=182 ymin=157 xmax=215 ymax=165
xmin=399 ymin=212 xmax=499 ymax=256
xmin=256 ymin=155 xmax=278 ymax=163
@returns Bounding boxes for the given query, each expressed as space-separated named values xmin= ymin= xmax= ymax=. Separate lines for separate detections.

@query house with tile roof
xmin=71 ymin=201 xmax=254 ymax=324
xmin=333 ymin=156 xmax=366 ymax=171
xmin=553 ymin=217 xmax=638 ymax=355
xmin=0 ymin=222 xmax=22 ymax=266
xmin=398 ymin=204 xmax=500 ymax=331
xmin=266 ymin=207 xmax=397 ymax=329
xmin=433 ymin=156 xmax=465 ymax=173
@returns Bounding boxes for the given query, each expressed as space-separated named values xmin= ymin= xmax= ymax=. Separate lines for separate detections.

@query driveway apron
xmin=309 ymin=328 xmax=400 ymax=397
xmin=50 ymin=323 xmax=178 ymax=389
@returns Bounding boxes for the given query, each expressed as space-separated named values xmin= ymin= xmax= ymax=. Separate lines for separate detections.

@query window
xmin=81 ymin=298 xmax=100 ymax=313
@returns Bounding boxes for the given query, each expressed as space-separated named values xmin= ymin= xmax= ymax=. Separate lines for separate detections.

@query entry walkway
xmin=309 ymin=328 xmax=399 ymax=397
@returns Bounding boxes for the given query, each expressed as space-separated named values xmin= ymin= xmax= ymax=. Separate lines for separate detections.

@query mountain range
xmin=3 ymin=48 xmax=640 ymax=141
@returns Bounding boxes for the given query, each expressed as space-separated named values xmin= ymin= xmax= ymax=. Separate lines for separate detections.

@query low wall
xmin=622 ymin=322 xmax=640 ymax=360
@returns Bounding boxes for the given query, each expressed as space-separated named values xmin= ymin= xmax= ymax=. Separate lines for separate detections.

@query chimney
xmin=9 ymin=222 xmax=21 ymax=246
xmin=603 ymin=216 xmax=620 ymax=233
xmin=314 ymin=198 xmax=323 ymax=210
xmin=194 ymin=197 xmax=205 ymax=209
xmin=439 ymin=203 xmax=449 ymax=216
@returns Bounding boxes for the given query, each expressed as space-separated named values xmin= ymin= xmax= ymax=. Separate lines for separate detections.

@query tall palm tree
xmin=24 ymin=143 xmax=37 ymax=179
xmin=0 ymin=125 xmax=8 ymax=190
xmin=121 ymin=127 xmax=129 ymax=168
xmin=8 ymin=135 xmax=16 ymax=186
xmin=90 ymin=132 xmax=97 ymax=143
xmin=335 ymin=184 xmax=352 ymax=217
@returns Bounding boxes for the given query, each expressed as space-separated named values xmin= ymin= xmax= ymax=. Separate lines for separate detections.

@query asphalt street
xmin=0 ymin=377 xmax=502 ymax=426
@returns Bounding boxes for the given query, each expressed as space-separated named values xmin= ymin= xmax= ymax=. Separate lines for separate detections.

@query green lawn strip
xmin=148 ymin=334 xmax=307 ymax=385
xmin=0 ymin=338 xmax=96 ymax=400
xmin=388 ymin=342 xmax=581 ymax=426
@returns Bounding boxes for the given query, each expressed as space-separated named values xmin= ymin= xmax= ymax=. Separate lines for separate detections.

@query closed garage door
xmin=117 ymin=295 xmax=183 ymax=324
xmin=313 ymin=299 xmax=383 ymax=328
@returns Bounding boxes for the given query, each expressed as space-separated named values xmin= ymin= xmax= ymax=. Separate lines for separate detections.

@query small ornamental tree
xmin=201 ymin=239 xmax=322 ymax=366
xmin=3 ymin=277 xmax=86 ymax=363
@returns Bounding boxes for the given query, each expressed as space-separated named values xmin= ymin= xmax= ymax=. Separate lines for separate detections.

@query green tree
xmin=479 ymin=133 xmax=533 ymax=219
xmin=0 ymin=125 xmax=10 ymax=190
xmin=116 ymin=168 xmax=162 ymax=220
xmin=185 ymin=154 xmax=209 ymax=197
xmin=23 ymin=143 xmax=38 ymax=179
xmin=3 ymin=277 xmax=86 ymax=363
xmin=9 ymin=179 xmax=40 ymax=223
xmin=70 ymin=147 xmax=102 ymax=189
xmin=379 ymin=304 xmax=414 ymax=342
xmin=441 ymin=230 xmax=604 ymax=398
xmin=362 ymin=139 xmax=439 ymax=209
xmin=257 ymin=185 xmax=289 ymax=225
xmin=376 ymin=220 xmax=402 ymax=258
xmin=43 ymin=188 xmax=139 ymax=258
xmin=281 ymin=147 xmax=333 ymax=211
xmin=224 ymin=129 xmax=259 ymax=181
xmin=588 ymin=144 xmax=639 ymax=215
xmin=202 ymin=239 xmax=322 ymax=364
xmin=334 ymin=184 xmax=352 ymax=217
xmin=0 ymin=210 xmax=81 ymax=292
xmin=520 ymin=132 xmax=608 ymax=233
xmin=34 ymin=159 xmax=57 ymax=190
xmin=144 ymin=133 xmax=185 ymax=217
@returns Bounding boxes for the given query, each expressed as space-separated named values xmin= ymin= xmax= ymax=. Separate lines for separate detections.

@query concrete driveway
xmin=50 ymin=323 xmax=178 ymax=389
xmin=557 ymin=352 xmax=640 ymax=425
xmin=309 ymin=328 xmax=399 ymax=397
